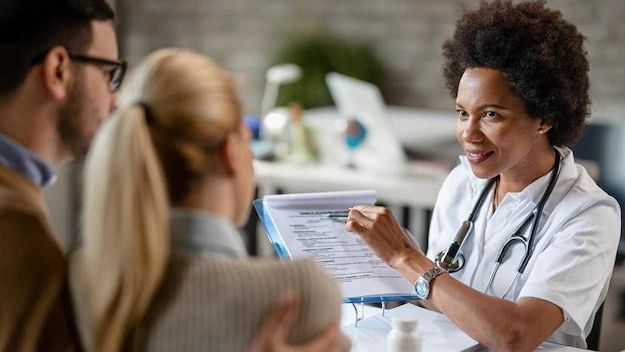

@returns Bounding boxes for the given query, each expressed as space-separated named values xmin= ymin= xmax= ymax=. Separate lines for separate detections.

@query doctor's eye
xmin=456 ymin=110 xmax=469 ymax=120
xmin=483 ymin=111 xmax=498 ymax=119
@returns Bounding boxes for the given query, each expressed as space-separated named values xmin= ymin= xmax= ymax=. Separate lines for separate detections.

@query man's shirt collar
xmin=0 ymin=133 xmax=56 ymax=187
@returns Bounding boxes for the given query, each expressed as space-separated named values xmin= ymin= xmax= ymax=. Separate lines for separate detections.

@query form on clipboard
xmin=254 ymin=190 xmax=419 ymax=303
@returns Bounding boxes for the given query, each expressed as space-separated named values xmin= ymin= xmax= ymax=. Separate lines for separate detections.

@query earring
xmin=538 ymin=129 xmax=544 ymax=134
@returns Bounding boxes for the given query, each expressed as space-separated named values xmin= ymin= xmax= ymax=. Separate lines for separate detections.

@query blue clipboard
xmin=253 ymin=198 xmax=420 ymax=303
xmin=253 ymin=199 xmax=290 ymax=259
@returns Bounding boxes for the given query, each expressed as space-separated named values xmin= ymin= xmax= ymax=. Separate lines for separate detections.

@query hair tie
xmin=137 ymin=101 xmax=155 ymax=125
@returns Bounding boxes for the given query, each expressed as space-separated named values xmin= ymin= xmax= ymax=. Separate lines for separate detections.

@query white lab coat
xmin=426 ymin=147 xmax=621 ymax=348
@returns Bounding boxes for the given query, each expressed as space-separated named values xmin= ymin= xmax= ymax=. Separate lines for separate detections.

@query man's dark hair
xmin=0 ymin=0 xmax=115 ymax=99
xmin=442 ymin=0 xmax=590 ymax=147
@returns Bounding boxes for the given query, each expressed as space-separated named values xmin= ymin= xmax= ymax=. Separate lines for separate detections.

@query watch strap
xmin=422 ymin=266 xmax=447 ymax=283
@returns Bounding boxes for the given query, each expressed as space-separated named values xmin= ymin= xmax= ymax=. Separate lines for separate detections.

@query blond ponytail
xmin=81 ymin=104 xmax=169 ymax=352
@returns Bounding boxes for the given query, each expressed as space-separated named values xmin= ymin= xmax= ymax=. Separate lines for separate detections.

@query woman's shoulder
xmin=175 ymin=256 xmax=330 ymax=276
xmin=188 ymin=256 xmax=330 ymax=277
xmin=149 ymin=256 xmax=344 ymax=350
xmin=563 ymin=162 xmax=620 ymax=214
xmin=555 ymin=148 xmax=618 ymax=210
xmin=545 ymin=160 xmax=621 ymax=240
xmin=166 ymin=256 xmax=341 ymax=305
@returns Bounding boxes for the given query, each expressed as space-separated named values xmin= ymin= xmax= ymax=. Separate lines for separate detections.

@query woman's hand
xmin=247 ymin=293 xmax=342 ymax=352
xmin=346 ymin=205 xmax=424 ymax=269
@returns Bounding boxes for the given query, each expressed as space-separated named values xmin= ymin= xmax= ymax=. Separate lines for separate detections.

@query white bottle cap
xmin=392 ymin=315 xmax=418 ymax=333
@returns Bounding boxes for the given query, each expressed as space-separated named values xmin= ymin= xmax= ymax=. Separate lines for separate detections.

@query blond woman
xmin=71 ymin=48 xmax=347 ymax=352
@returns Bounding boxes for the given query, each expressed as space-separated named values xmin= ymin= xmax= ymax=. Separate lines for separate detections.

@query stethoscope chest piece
xmin=435 ymin=251 xmax=464 ymax=273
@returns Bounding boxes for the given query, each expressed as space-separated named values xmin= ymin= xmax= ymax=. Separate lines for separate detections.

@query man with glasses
xmin=0 ymin=1 xmax=340 ymax=352
xmin=0 ymin=1 xmax=121 ymax=351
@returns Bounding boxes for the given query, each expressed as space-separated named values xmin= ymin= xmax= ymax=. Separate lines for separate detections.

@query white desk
xmin=341 ymin=303 xmax=590 ymax=352
xmin=253 ymin=159 xmax=451 ymax=255
xmin=254 ymin=159 xmax=449 ymax=207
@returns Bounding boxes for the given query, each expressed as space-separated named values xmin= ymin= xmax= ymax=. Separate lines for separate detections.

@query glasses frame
xmin=30 ymin=47 xmax=127 ymax=92
xmin=67 ymin=50 xmax=127 ymax=92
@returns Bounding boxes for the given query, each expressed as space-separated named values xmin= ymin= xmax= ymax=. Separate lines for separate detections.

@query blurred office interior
xmin=43 ymin=1 xmax=625 ymax=350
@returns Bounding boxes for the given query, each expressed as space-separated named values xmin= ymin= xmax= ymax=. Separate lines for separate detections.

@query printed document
xmin=260 ymin=190 xmax=416 ymax=299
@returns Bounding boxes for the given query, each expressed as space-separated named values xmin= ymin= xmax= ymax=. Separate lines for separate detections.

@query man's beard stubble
xmin=57 ymin=71 xmax=91 ymax=160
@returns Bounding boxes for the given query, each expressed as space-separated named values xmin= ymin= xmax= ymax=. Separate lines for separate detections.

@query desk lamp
xmin=259 ymin=64 xmax=302 ymax=151
xmin=260 ymin=63 xmax=302 ymax=115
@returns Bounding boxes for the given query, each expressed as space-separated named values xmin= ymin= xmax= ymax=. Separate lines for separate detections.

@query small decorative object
xmin=344 ymin=118 xmax=367 ymax=150
xmin=342 ymin=117 xmax=367 ymax=167
xmin=287 ymin=103 xmax=318 ymax=164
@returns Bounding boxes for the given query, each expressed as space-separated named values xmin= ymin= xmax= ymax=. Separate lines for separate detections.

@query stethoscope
xmin=435 ymin=149 xmax=562 ymax=299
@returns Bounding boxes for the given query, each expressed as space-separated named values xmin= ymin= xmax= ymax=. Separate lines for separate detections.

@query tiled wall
xmin=116 ymin=0 xmax=625 ymax=119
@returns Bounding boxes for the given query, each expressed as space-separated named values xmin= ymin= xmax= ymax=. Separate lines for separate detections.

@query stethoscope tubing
xmin=437 ymin=149 xmax=562 ymax=298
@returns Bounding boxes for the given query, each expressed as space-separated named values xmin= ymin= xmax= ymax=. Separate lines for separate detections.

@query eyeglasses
xmin=30 ymin=47 xmax=127 ymax=92
xmin=67 ymin=50 xmax=127 ymax=92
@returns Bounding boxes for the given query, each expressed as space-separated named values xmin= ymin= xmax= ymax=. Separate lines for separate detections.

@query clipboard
xmin=253 ymin=191 xmax=420 ymax=306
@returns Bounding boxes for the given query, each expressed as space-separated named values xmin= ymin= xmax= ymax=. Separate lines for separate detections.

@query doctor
xmin=346 ymin=1 xmax=620 ymax=352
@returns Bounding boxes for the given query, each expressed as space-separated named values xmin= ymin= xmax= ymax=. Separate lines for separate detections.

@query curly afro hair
xmin=442 ymin=0 xmax=590 ymax=147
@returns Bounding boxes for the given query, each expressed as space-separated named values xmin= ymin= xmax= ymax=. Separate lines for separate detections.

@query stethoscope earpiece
xmin=435 ymin=251 xmax=464 ymax=273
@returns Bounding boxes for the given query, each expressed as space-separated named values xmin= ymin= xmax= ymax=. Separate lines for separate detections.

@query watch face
xmin=415 ymin=279 xmax=429 ymax=298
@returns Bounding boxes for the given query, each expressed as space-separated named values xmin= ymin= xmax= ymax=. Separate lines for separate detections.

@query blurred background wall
xmin=114 ymin=0 xmax=625 ymax=120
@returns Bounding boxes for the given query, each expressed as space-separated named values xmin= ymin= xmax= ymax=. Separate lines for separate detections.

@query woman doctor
xmin=346 ymin=1 xmax=620 ymax=352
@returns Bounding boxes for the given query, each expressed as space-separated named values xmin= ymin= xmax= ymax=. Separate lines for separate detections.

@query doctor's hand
xmin=346 ymin=205 xmax=424 ymax=268
xmin=247 ymin=293 xmax=343 ymax=352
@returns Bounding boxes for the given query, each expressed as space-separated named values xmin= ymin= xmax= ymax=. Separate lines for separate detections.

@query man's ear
xmin=220 ymin=132 xmax=238 ymax=176
xmin=40 ymin=46 xmax=72 ymax=101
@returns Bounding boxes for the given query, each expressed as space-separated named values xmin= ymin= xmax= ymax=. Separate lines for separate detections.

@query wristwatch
xmin=415 ymin=267 xmax=447 ymax=300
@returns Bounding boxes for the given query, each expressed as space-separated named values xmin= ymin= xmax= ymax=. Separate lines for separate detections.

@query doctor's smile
xmin=463 ymin=149 xmax=494 ymax=164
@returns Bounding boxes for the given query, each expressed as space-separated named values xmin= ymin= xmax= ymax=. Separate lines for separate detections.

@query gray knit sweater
xmin=71 ymin=209 xmax=348 ymax=352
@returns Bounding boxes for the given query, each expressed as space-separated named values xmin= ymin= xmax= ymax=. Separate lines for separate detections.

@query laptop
xmin=325 ymin=72 xmax=407 ymax=175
